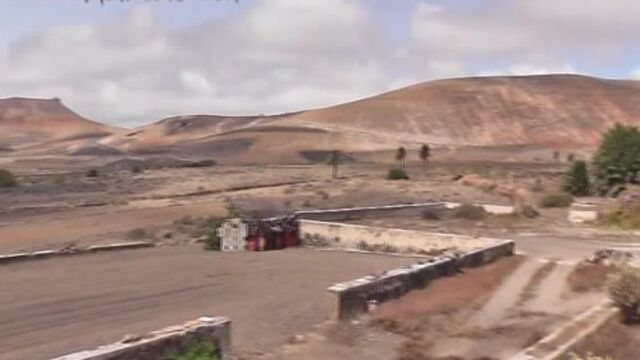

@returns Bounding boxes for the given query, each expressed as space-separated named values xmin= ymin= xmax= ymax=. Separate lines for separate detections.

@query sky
xmin=0 ymin=0 xmax=639 ymax=127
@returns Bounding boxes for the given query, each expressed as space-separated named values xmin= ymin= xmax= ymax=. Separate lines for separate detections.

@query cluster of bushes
xmin=0 ymin=169 xmax=17 ymax=188
xmin=452 ymin=203 xmax=487 ymax=220
xmin=601 ymin=191 xmax=640 ymax=229
xmin=386 ymin=168 xmax=409 ymax=180
xmin=539 ymin=192 xmax=574 ymax=208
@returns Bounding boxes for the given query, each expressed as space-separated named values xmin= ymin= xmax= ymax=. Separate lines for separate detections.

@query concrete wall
xmin=299 ymin=219 xmax=503 ymax=253
xmin=52 ymin=317 xmax=231 ymax=360
xmin=327 ymin=241 xmax=515 ymax=320
xmin=295 ymin=202 xmax=514 ymax=222
xmin=295 ymin=203 xmax=447 ymax=222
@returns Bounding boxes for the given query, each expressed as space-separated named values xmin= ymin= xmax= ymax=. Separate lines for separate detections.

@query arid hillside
xmin=105 ymin=74 xmax=640 ymax=162
xmin=0 ymin=97 xmax=123 ymax=155
xmin=4 ymin=74 xmax=640 ymax=162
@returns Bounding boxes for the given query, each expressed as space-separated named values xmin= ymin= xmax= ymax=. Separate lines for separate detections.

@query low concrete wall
xmin=299 ymin=219 xmax=504 ymax=253
xmin=327 ymin=240 xmax=515 ymax=320
xmin=295 ymin=202 xmax=447 ymax=222
xmin=295 ymin=202 xmax=514 ymax=222
xmin=0 ymin=242 xmax=154 ymax=265
xmin=51 ymin=316 xmax=231 ymax=360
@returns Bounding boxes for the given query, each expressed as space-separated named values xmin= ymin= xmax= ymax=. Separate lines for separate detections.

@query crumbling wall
xmin=328 ymin=241 xmax=515 ymax=319
xmin=299 ymin=219 xmax=503 ymax=253
xmin=52 ymin=317 xmax=231 ymax=360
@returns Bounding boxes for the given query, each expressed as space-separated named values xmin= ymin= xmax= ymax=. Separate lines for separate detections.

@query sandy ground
xmin=0 ymin=247 xmax=412 ymax=360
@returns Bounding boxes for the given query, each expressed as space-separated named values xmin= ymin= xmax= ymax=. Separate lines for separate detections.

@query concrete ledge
xmin=51 ymin=316 xmax=231 ymax=360
xmin=295 ymin=202 xmax=514 ymax=222
xmin=0 ymin=241 xmax=154 ymax=265
xmin=327 ymin=239 xmax=515 ymax=320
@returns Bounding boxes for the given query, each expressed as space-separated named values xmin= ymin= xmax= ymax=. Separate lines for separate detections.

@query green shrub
xmin=387 ymin=168 xmax=409 ymax=180
xmin=167 ymin=340 xmax=219 ymax=360
xmin=204 ymin=218 xmax=224 ymax=251
xmin=607 ymin=265 xmax=640 ymax=324
xmin=593 ymin=124 xmax=640 ymax=194
xmin=0 ymin=169 xmax=17 ymax=188
xmin=539 ymin=192 xmax=574 ymax=208
xmin=86 ymin=168 xmax=99 ymax=178
xmin=452 ymin=204 xmax=486 ymax=220
xmin=563 ymin=160 xmax=591 ymax=196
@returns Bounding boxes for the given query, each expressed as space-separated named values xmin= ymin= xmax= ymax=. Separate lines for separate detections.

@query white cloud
xmin=0 ymin=0 xmax=638 ymax=126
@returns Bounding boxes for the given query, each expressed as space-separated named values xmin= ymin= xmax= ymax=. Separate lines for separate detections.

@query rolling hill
xmin=3 ymin=74 xmax=640 ymax=163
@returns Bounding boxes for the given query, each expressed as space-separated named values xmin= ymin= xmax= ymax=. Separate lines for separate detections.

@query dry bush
xmin=565 ymin=317 xmax=638 ymax=360
xmin=600 ymin=191 xmax=640 ymax=229
xmin=539 ymin=192 xmax=573 ymax=208
xmin=567 ymin=263 xmax=613 ymax=293
xmin=452 ymin=204 xmax=487 ymax=220
xmin=372 ymin=256 xmax=524 ymax=334
xmin=607 ymin=265 xmax=640 ymax=324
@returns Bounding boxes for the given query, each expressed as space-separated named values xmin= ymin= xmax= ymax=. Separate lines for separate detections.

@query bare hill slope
xmin=111 ymin=74 xmax=640 ymax=162
xmin=0 ymin=97 xmax=122 ymax=153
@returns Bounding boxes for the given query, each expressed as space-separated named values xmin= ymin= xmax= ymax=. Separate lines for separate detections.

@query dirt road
xmin=0 ymin=247 xmax=411 ymax=360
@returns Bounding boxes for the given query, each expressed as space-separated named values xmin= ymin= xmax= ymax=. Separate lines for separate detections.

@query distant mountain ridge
xmin=3 ymin=74 xmax=640 ymax=162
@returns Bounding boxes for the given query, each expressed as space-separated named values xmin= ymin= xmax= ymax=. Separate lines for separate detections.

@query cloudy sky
xmin=0 ymin=0 xmax=639 ymax=127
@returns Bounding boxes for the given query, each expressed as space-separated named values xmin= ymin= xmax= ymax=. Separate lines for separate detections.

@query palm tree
xmin=327 ymin=150 xmax=342 ymax=180
xmin=395 ymin=147 xmax=407 ymax=169
xmin=419 ymin=144 xmax=431 ymax=174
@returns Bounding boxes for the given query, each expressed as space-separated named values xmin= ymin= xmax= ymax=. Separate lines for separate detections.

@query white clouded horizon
xmin=0 ymin=0 xmax=638 ymax=127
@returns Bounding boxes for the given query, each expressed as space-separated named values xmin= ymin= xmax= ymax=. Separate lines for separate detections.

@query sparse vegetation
xmin=452 ymin=203 xmax=486 ymax=220
xmin=539 ymin=192 xmax=574 ymax=208
xmin=601 ymin=191 xmax=640 ymax=229
xmin=607 ymin=265 xmax=640 ymax=324
xmin=86 ymin=168 xmax=99 ymax=178
xmin=131 ymin=165 xmax=142 ymax=174
xmin=166 ymin=340 xmax=219 ymax=360
xmin=387 ymin=168 xmax=409 ymax=180
xmin=518 ymin=205 xmax=540 ymax=218
xmin=563 ymin=160 xmax=591 ymax=196
xmin=567 ymin=263 xmax=613 ymax=293
xmin=0 ymin=169 xmax=17 ymax=188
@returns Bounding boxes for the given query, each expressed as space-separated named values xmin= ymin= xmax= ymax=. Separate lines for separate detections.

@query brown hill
xmin=0 ymin=97 xmax=122 ymax=153
xmin=111 ymin=74 xmax=640 ymax=162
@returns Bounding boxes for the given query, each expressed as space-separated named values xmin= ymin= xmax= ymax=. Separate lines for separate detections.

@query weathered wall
xmin=295 ymin=203 xmax=447 ymax=222
xmin=299 ymin=219 xmax=503 ymax=253
xmin=295 ymin=202 xmax=514 ymax=222
xmin=52 ymin=317 xmax=231 ymax=360
xmin=328 ymin=241 xmax=515 ymax=320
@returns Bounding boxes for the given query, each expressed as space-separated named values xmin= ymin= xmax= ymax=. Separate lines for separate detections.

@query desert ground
xmin=1 ymin=156 xmax=640 ymax=359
